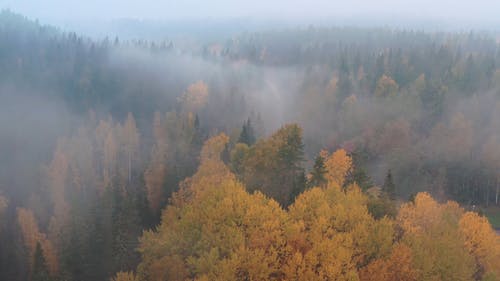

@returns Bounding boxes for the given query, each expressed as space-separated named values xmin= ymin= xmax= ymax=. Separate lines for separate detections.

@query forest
xmin=0 ymin=9 xmax=499 ymax=281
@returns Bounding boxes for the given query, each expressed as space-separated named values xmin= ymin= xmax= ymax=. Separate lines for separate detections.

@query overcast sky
xmin=1 ymin=0 xmax=500 ymax=25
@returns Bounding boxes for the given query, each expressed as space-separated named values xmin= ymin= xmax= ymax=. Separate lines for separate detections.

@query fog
xmin=0 ymin=5 xmax=499 ymax=280
xmin=3 ymin=0 xmax=500 ymax=27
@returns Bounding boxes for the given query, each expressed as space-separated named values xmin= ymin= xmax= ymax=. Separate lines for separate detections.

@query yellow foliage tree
xmin=323 ymin=149 xmax=353 ymax=187
xmin=286 ymin=183 xmax=394 ymax=280
xmin=133 ymin=134 xmax=500 ymax=281
xmin=459 ymin=211 xmax=500 ymax=280
xmin=397 ymin=193 xmax=475 ymax=281
xmin=111 ymin=271 xmax=139 ymax=281
xmin=359 ymin=244 xmax=417 ymax=281
xmin=179 ymin=81 xmax=209 ymax=113
xmin=138 ymin=135 xmax=288 ymax=281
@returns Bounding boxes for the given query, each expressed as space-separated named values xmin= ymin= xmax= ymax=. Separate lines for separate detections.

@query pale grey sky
xmin=1 ymin=0 xmax=499 ymax=24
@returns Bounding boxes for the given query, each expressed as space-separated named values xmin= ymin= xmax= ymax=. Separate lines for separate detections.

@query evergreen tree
xmin=192 ymin=114 xmax=203 ymax=147
xmin=383 ymin=169 xmax=396 ymax=200
xmin=238 ymin=119 xmax=256 ymax=146
xmin=347 ymin=150 xmax=374 ymax=190
xmin=32 ymin=242 xmax=52 ymax=281
xmin=351 ymin=166 xmax=373 ymax=191
xmin=309 ymin=154 xmax=327 ymax=188
xmin=111 ymin=187 xmax=141 ymax=273
xmin=337 ymin=56 xmax=352 ymax=102
xmin=243 ymin=124 xmax=305 ymax=206
xmin=291 ymin=170 xmax=307 ymax=204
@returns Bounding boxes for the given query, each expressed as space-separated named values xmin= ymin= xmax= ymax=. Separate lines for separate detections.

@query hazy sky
xmin=1 ymin=0 xmax=500 ymax=24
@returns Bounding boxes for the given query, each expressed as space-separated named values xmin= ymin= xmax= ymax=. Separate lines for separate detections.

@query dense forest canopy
xmin=0 ymin=10 xmax=499 ymax=281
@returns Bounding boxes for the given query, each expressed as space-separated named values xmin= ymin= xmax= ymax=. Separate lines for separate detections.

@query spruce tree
xmin=383 ymin=169 xmax=396 ymax=200
xmin=32 ymin=242 xmax=52 ymax=281
xmin=309 ymin=154 xmax=327 ymax=188
xmin=238 ymin=119 xmax=256 ymax=146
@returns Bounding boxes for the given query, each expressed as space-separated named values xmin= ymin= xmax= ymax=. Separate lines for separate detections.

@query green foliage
xmin=347 ymin=150 xmax=374 ymax=191
xmin=229 ymin=143 xmax=249 ymax=176
xmin=243 ymin=124 xmax=305 ymax=206
xmin=308 ymin=154 xmax=327 ymax=188
xmin=2 ymin=11 xmax=500 ymax=281
xmin=383 ymin=170 xmax=396 ymax=200
xmin=238 ymin=119 xmax=256 ymax=146
xmin=482 ymin=207 xmax=500 ymax=229
xmin=368 ymin=194 xmax=397 ymax=219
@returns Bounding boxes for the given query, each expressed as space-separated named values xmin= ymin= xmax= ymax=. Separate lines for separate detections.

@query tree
xmin=144 ymin=112 xmax=167 ymax=213
xmin=144 ymin=153 xmax=166 ymax=214
xmin=178 ymin=81 xmax=209 ymax=113
xmin=46 ymin=141 xmax=71 ymax=264
xmin=32 ymin=242 xmax=52 ymax=281
xmin=243 ymin=124 xmax=305 ymax=206
xmin=383 ymin=170 xmax=396 ymax=200
xmin=229 ymin=143 xmax=249 ymax=176
xmin=324 ymin=149 xmax=353 ymax=188
xmin=367 ymin=190 xmax=397 ymax=219
xmin=95 ymin=118 xmax=118 ymax=191
xmin=17 ymin=208 xmax=58 ymax=278
xmin=337 ymin=57 xmax=352 ymax=102
xmin=238 ymin=119 xmax=256 ymax=146
xmin=374 ymin=75 xmax=399 ymax=98
xmin=111 ymin=189 xmax=142 ymax=274
xmin=287 ymin=183 xmax=394 ymax=280
xmin=129 ymin=140 xmax=497 ymax=281
xmin=111 ymin=271 xmax=139 ymax=281
xmin=137 ymin=134 xmax=288 ymax=281
xmin=360 ymin=244 xmax=417 ymax=281
xmin=459 ymin=212 xmax=500 ymax=280
xmin=397 ymin=193 xmax=475 ymax=281
xmin=481 ymin=134 xmax=500 ymax=206
xmin=347 ymin=149 xmax=373 ymax=191
xmin=308 ymin=153 xmax=327 ymax=188
xmin=121 ymin=113 xmax=140 ymax=185
xmin=47 ymin=141 xmax=69 ymax=223
xmin=0 ymin=195 xmax=7 ymax=228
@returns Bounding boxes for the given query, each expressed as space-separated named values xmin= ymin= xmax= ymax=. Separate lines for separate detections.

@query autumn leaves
xmin=121 ymin=133 xmax=500 ymax=281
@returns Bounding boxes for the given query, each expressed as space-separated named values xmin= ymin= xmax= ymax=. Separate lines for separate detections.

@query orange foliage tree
xmin=17 ymin=208 xmax=58 ymax=277
xmin=116 ymin=131 xmax=500 ymax=281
